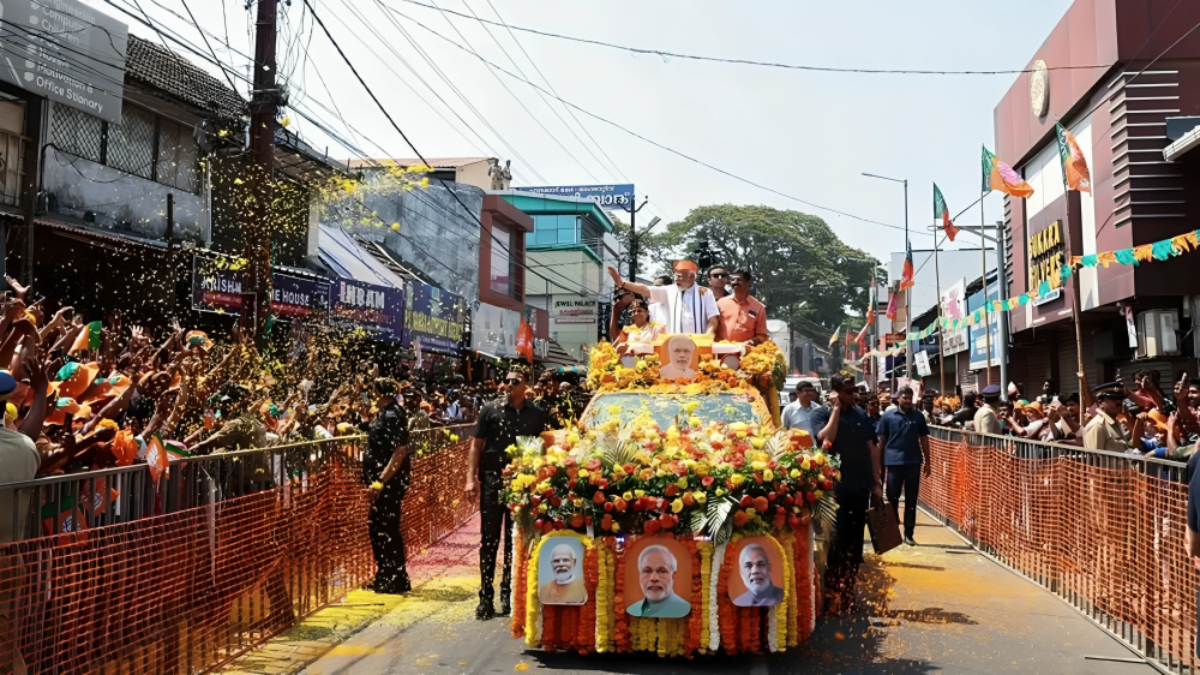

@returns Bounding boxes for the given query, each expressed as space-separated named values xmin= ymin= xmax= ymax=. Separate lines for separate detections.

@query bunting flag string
xmin=867 ymin=229 xmax=1200 ymax=352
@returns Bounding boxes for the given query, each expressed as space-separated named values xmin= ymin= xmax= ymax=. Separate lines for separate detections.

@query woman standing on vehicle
xmin=611 ymin=298 xmax=664 ymax=354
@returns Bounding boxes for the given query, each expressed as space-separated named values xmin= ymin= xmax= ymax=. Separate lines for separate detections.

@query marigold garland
xmin=698 ymin=541 xmax=713 ymax=655
xmin=778 ymin=531 xmax=799 ymax=648
xmin=716 ymin=539 xmax=738 ymax=656
xmin=684 ymin=538 xmax=702 ymax=657
xmin=594 ymin=544 xmax=611 ymax=653
xmin=577 ymin=546 xmax=599 ymax=654
xmin=511 ymin=523 xmax=527 ymax=639
xmin=525 ymin=534 xmax=543 ymax=648
xmin=794 ymin=520 xmax=816 ymax=641
xmin=613 ymin=546 xmax=631 ymax=652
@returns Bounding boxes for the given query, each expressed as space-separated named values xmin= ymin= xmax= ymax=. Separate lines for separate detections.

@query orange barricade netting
xmin=922 ymin=432 xmax=1199 ymax=672
xmin=0 ymin=432 xmax=478 ymax=675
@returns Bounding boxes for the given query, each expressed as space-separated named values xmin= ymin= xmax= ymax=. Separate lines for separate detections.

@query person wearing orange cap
xmin=607 ymin=262 xmax=718 ymax=336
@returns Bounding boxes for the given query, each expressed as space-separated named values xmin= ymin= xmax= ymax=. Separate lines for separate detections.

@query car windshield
xmin=581 ymin=392 xmax=761 ymax=429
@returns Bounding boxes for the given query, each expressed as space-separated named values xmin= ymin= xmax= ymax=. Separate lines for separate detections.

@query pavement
xmin=224 ymin=509 xmax=1160 ymax=675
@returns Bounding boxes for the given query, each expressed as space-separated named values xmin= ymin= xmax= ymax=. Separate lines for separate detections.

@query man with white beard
xmin=538 ymin=544 xmax=586 ymax=605
xmin=733 ymin=543 xmax=785 ymax=606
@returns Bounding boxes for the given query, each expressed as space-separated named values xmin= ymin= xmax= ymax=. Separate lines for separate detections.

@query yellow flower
xmin=736 ymin=432 xmax=747 ymax=438
xmin=579 ymin=469 xmax=590 ymax=479
xmin=623 ymin=492 xmax=633 ymax=501
xmin=763 ymin=469 xmax=774 ymax=482
xmin=730 ymin=474 xmax=745 ymax=486
xmin=789 ymin=468 xmax=801 ymax=479
xmin=689 ymin=416 xmax=702 ymax=427
xmin=370 ymin=481 xmax=384 ymax=491
xmin=656 ymin=469 xmax=667 ymax=478
xmin=607 ymin=405 xmax=622 ymax=417
xmin=814 ymin=454 xmax=826 ymax=466
xmin=715 ymin=488 xmax=726 ymax=496
xmin=573 ymin=498 xmax=584 ymax=507
xmin=745 ymin=507 xmax=757 ymax=516
xmin=538 ymin=503 xmax=548 ymax=513
xmin=671 ymin=498 xmax=684 ymax=513
xmin=750 ymin=437 xmax=765 ymax=449
xmin=450 ymin=434 xmax=459 ymax=442
xmin=684 ymin=401 xmax=700 ymax=413
xmin=634 ymin=489 xmax=646 ymax=498
xmin=814 ymin=490 xmax=824 ymax=499
xmin=675 ymin=476 xmax=688 ymax=488
xmin=800 ymin=460 xmax=812 ymax=471
xmin=612 ymin=522 xmax=621 ymax=532
xmin=693 ymin=491 xmax=707 ymax=505
xmin=730 ymin=422 xmax=747 ymax=432
xmin=751 ymin=461 xmax=767 ymax=472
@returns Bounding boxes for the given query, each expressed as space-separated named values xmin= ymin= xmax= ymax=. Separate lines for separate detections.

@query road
xmin=261 ymin=509 xmax=1155 ymax=675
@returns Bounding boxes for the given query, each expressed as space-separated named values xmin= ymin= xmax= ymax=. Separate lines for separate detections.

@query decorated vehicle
xmin=504 ymin=336 xmax=838 ymax=656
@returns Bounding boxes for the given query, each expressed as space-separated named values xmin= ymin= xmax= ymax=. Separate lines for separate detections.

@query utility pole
xmin=242 ymin=0 xmax=279 ymax=348
xmin=624 ymin=198 xmax=651 ymax=281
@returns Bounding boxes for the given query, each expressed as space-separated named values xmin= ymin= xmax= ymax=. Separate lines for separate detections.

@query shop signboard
xmin=472 ymin=301 xmax=521 ymax=359
xmin=940 ymin=278 xmax=969 ymax=355
xmin=404 ymin=281 xmax=466 ymax=356
xmin=552 ymin=295 xmax=598 ymax=325
xmin=968 ymin=279 xmax=1002 ymax=370
xmin=191 ymin=255 xmax=328 ymax=321
xmin=516 ymin=184 xmax=635 ymax=212
xmin=0 ymin=0 xmax=128 ymax=123
xmin=330 ymin=278 xmax=404 ymax=343
xmin=1027 ymin=220 xmax=1065 ymax=306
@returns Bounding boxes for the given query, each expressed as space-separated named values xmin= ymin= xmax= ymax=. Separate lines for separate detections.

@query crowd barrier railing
xmin=0 ymin=423 xmax=477 ymax=675
xmin=923 ymin=426 xmax=1194 ymax=674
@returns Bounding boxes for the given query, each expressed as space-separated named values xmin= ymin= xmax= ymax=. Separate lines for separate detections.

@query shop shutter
xmin=1058 ymin=332 xmax=1101 ymax=395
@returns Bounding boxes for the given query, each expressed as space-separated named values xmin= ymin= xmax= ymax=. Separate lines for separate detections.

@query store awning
xmin=318 ymin=224 xmax=406 ymax=342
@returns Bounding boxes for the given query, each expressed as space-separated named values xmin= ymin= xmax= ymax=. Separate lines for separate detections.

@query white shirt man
xmin=781 ymin=382 xmax=821 ymax=438
xmin=608 ymin=262 xmax=718 ymax=336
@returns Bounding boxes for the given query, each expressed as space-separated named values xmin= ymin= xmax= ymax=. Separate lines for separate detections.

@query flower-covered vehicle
xmin=504 ymin=338 xmax=838 ymax=657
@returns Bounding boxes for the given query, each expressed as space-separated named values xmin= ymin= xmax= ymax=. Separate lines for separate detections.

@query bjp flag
xmin=1055 ymin=123 xmax=1091 ymax=193
xmin=516 ymin=316 xmax=534 ymax=363
xmin=900 ymin=242 xmax=916 ymax=291
xmin=982 ymin=145 xmax=1034 ymax=199
xmin=933 ymin=183 xmax=960 ymax=242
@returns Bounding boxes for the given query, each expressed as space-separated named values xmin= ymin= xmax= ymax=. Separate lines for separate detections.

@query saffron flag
xmin=900 ymin=242 xmax=915 ymax=291
xmin=933 ymin=183 xmax=960 ymax=242
xmin=885 ymin=292 xmax=898 ymax=321
xmin=516 ymin=316 xmax=534 ymax=363
xmin=865 ymin=305 xmax=876 ymax=327
xmin=70 ymin=321 xmax=103 ymax=355
xmin=1055 ymin=123 xmax=1091 ymax=193
xmin=982 ymin=145 xmax=1034 ymax=199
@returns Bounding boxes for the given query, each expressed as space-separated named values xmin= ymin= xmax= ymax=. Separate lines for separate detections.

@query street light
xmin=863 ymin=172 xmax=910 ymax=391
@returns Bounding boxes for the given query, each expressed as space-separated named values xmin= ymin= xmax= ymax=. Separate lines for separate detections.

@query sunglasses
xmin=505 ymin=378 xmax=523 ymax=386
xmin=710 ymin=272 xmax=728 ymax=278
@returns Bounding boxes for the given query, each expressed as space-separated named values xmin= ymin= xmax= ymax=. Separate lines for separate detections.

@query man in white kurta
xmin=607 ymin=261 xmax=718 ymax=336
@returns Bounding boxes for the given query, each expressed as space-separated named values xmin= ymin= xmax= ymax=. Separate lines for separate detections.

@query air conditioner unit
xmin=1136 ymin=309 xmax=1180 ymax=358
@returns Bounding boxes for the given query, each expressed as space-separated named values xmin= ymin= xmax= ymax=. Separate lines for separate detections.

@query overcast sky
xmin=104 ymin=0 xmax=1074 ymax=263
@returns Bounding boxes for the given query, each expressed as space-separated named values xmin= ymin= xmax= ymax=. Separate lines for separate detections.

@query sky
xmin=96 ymin=0 xmax=1075 ymax=264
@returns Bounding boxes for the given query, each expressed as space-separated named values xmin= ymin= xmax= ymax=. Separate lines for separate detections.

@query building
xmin=495 ymin=190 xmax=619 ymax=363
xmin=348 ymin=157 xmax=510 ymax=192
xmin=994 ymin=0 xmax=1200 ymax=395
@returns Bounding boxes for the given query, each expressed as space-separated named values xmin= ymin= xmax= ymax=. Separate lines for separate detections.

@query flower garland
xmin=594 ymin=544 xmax=611 ymax=653
xmin=716 ymin=538 xmax=738 ymax=655
xmin=698 ymin=541 xmax=713 ymax=655
xmin=576 ymin=546 xmax=599 ymax=654
xmin=684 ymin=539 xmax=702 ymax=657
xmin=511 ymin=522 xmax=527 ymax=639
xmin=613 ymin=546 xmax=631 ymax=652
xmin=707 ymin=542 xmax=724 ymax=654
xmin=793 ymin=519 xmax=816 ymax=641
xmin=525 ymin=534 xmax=544 ymax=648
xmin=741 ymin=606 xmax=761 ymax=653
xmin=762 ymin=535 xmax=791 ymax=652
xmin=778 ymin=531 xmax=799 ymax=648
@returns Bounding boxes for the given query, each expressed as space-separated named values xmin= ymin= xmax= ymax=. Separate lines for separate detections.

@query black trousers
xmin=826 ymin=486 xmax=870 ymax=604
xmin=368 ymin=478 xmax=409 ymax=591
xmin=886 ymin=463 xmax=922 ymax=538
xmin=479 ymin=467 xmax=513 ymax=604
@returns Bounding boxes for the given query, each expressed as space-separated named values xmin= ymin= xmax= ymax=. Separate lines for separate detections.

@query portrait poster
xmin=537 ymin=537 xmax=588 ymax=606
xmin=656 ymin=335 xmax=701 ymax=381
xmin=728 ymin=536 xmax=786 ymax=607
xmin=624 ymin=537 xmax=692 ymax=618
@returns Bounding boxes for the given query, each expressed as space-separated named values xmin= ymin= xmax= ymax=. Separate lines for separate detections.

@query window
xmin=50 ymin=102 xmax=201 ymax=193
xmin=530 ymin=214 xmax=580 ymax=246
xmin=490 ymin=224 xmax=520 ymax=299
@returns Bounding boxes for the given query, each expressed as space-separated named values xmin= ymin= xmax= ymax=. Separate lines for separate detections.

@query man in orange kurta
xmin=716 ymin=270 xmax=769 ymax=346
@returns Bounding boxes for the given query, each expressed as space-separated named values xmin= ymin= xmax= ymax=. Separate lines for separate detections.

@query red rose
xmin=702 ymin=476 xmax=715 ymax=487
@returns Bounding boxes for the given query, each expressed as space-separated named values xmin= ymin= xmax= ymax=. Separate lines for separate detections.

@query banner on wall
xmin=472 ymin=302 xmax=522 ymax=359
xmin=329 ymin=278 xmax=404 ymax=343
xmin=404 ymin=281 xmax=467 ymax=356
xmin=940 ymin=278 xmax=968 ymax=355
xmin=191 ymin=255 xmax=328 ymax=321
xmin=968 ymin=279 xmax=1002 ymax=370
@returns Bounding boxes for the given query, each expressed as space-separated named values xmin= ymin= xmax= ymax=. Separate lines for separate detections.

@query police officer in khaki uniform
xmin=1083 ymin=382 xmax=1145 ymax=452
xmin=973 ymin=385 xmax=1002 ymax=434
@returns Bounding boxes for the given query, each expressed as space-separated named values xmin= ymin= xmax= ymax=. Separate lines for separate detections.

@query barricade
xmin=0 ymin=423 xmax=476 ymax=674
xmin=924 ymin=426 xmax=1195 ymax=674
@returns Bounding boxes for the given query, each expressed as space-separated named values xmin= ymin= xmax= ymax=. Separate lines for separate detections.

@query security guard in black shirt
xmin=364 ymin=378 xmax=412 ymax=594
xmin=465 ymin=367 xmax=549 ymax=620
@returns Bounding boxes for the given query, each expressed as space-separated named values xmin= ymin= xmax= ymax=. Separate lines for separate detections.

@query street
xmin=224 ymin=509 xmax=1156 ymax=675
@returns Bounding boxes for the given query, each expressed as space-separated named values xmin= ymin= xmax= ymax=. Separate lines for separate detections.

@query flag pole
xmin=933 ymin=228 xmax=946 ymax=399
xmin=980 ymin=193 xmax=992 ymax=388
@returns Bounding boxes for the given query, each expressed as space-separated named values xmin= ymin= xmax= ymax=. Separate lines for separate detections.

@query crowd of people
xmin=0 ymin=277 xmax=586 ymax=492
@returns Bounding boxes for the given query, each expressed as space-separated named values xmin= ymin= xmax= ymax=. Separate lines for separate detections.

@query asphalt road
xmin=301 ymin=511 xmax=1159 ymax=675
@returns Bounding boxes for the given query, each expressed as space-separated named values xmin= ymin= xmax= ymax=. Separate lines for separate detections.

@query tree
xmin=644 ymin=204 xmax=885 ymax=344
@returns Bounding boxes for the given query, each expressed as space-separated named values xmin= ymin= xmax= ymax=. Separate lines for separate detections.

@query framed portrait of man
xmin=537 ymin=538 xmax=588 ymax=606
xmin=625 ymin=537 xmax=692 ymax=618
xmin=728 ymin=536 xmax=786 ymax=607
xmin=658 ymin=335 xmax=699 ymax=381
